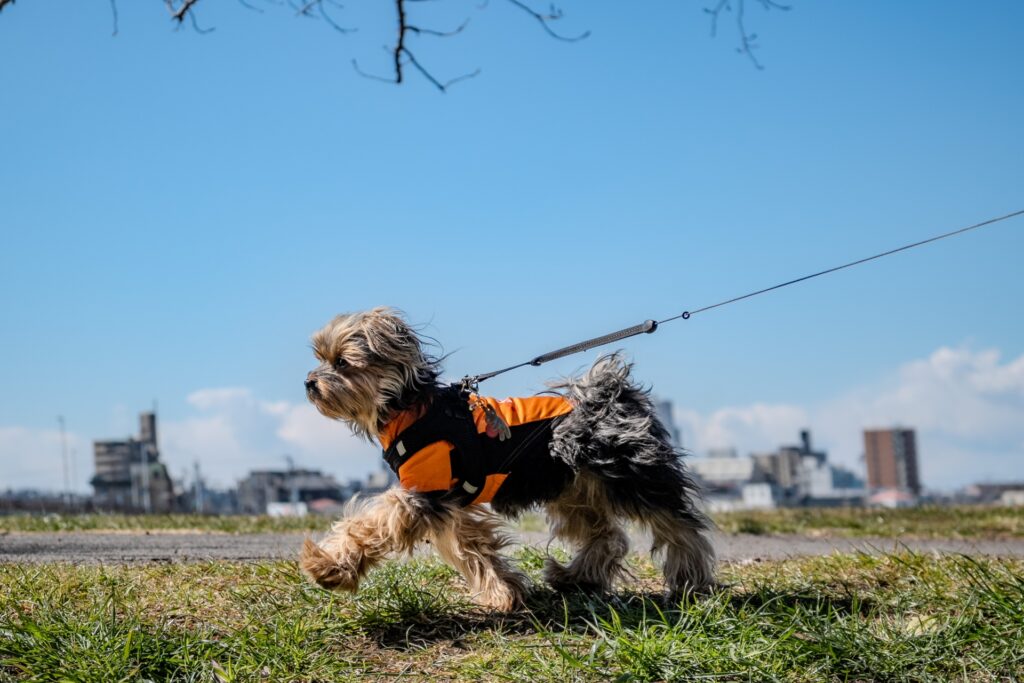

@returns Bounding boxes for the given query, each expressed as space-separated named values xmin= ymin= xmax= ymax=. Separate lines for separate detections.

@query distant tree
xmin=0 ymin=0 xmax=789 ymax=90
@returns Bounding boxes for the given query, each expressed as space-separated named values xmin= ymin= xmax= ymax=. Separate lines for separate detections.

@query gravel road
xmin=3 ymin=530 xmax=1023 ymax=564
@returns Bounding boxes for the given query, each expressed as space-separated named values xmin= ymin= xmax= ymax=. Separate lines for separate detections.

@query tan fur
xmin=302 ymin=487 xmax=527 ymax=611
xmin=647 ymin=510 xmax=717 ymax=596
xmin=543 ymin=473 xmax=630 ymax=592
xmin=300 ymin=488 xmax=430 ymax=591
xmin=307 ymin=307 xmax=437 ymax=440
xmin=429 ymin=506 xmax=527 ymax=611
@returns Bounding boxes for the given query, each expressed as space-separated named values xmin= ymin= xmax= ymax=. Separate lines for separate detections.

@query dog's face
xmin=306 ymin=307 xmax=438 ymax=439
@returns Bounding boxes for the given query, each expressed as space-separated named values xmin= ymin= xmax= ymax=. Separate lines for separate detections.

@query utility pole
xmin=70 ymin=448 xmax=78 ymax=508
xmin=284 ymin=454 xmax=299 ymax=506
xmin=57 ymin=416 xmax=70 ymax=507
xmin=193 ymin=460 xmax=205 ymax=514
xmin=139 ymin=443 xmax=151 ymax=513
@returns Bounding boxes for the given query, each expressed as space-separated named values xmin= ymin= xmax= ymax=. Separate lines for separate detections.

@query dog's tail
xmin=547 ymin=352 xmax=711 ymax=531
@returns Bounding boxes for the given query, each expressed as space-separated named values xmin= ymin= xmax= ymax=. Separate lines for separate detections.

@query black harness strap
xmin=382 ymin=386 xmax=487 ymax=505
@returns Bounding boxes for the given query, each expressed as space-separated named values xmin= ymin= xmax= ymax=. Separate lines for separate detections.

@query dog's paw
xmin=473 ymin=581 xmax=525 ymax=612
xmin=542 ymin=558 xmax=605 ymax=595
xmin=299 ymin=538 xmax=360 ymax=592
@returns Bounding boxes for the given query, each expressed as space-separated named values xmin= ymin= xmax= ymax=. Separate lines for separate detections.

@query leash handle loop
xmin=529 ymin=319 xmax=658 ymax=366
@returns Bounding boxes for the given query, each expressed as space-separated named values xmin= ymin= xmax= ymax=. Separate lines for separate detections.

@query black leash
xmin=461 ymin=209 xmax=1024 ymax=389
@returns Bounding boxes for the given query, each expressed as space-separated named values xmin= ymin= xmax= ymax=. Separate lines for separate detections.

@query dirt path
xmin=3 ymin=530 xmax=1024 ymax=564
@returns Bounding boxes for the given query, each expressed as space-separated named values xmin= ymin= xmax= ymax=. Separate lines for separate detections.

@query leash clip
xmin=458 ymin=375 xmax=480 ymax=396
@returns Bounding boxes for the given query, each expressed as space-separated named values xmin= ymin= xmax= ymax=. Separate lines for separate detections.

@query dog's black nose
xmin=304 ymin=376 xmax=317 ymax=391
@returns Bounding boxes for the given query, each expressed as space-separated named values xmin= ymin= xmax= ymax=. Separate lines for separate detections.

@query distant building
xmin=690 ymin=448 xmax=764 ymax=487
xmin=654 ymin=399 xmax=681 ymax=446
xmin=690 ymin=448 xmax=777 ymax=512
xmin=796 ymin=455 xmax=865 ymax=504
xmin=864 ymin=428 xmax=920 ymax=495
xmin=694 ymin=430 xmax=864 ymax=510
xmin=962 ymin=481 xmax=1024 ymax=505
xmin=91 ymin=412 xmax=175 ymax=512
xmin=236 ymin=469 xmax=345 ymax=514
xmin=753 ymin=430 xmax=827 ymax=490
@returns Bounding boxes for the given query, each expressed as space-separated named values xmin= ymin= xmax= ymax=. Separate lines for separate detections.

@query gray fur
xmin=549 ymin=353 xmax=712 ymax=530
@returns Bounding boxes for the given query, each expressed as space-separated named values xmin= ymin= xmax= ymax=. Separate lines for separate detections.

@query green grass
xmin=0 ymin=513 xmax=325 ymax=534
xmin=4 ymin=505 xmax=1023 ymax=538
xmin=713 ymin=505 xmax=1024 ymax=538
xmin=2 ymin=551 xmax=1022 ymax=681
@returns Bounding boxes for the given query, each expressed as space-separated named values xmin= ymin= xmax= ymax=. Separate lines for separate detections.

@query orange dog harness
xmin=379 ymin=387 xmax=573 ymax=505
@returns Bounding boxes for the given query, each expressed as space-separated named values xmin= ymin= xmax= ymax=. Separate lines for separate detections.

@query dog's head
xmin=305 ymin=307 xmax=441 ymax=439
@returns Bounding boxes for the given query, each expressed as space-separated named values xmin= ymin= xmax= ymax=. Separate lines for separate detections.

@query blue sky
xmin=1 ymin=0 xmax=1022 ymax=492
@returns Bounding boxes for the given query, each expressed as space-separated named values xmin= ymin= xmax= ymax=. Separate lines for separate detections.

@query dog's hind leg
xmin=430 ymin=506 xmax=527 ymax=612
xmin=300 ymin=487 xmax=436 ymax=592
xmin=543 ymin=475 xmax=630 ymax=594
xmin=647 ymin=509 xmax=716 ymax=597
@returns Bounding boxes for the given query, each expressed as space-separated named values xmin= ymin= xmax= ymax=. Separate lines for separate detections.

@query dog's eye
xmin=334 ymin=357 xmax=349 ymax=370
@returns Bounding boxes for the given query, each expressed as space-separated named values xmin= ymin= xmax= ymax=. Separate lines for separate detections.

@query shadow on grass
xmin=358 ymin=581 xmax=876 ymax=649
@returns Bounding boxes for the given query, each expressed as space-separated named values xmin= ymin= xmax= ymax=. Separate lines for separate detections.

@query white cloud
xmin=0 ymin=426 xmax=91 ymax=493
xmin=675 ymin=403 xmax=809 ymax=455
xmin=160 ymin=388 xmax=379 ymax=489
xmin=675 ymin=346 xmax=1024 ymax=490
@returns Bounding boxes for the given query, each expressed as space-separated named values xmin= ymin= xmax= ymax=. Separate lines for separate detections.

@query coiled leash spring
xmin=460 ymin=208 xmax=1024 ymax=391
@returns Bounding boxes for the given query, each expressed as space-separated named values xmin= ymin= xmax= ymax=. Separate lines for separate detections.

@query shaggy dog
xmin=299 ymin=307 xmax=714 ymax=611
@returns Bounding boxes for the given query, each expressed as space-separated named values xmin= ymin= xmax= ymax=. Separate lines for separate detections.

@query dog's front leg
xmin=300 ymin=487 xmax=433 ymax=592
xmin=430 ymin=506 xmax=527 ymax=612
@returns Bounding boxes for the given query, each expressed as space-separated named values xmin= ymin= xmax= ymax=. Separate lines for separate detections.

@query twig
xmin=504 ymin=0 xmax=589 ymax=42
xmin=352 ymin=59 xmax=399 ymax=84
xmin=704 ymin=0 xmax=729 ymax=38
xmin=406 ymin=17 xmax=469 ymax=38
xmin=188 ymin=9 xmax=215 ymax=33
xmin=705 ymin=0 xmax=789 ymax=69
xmin=237 ymin=0 xmax=266 ymax=14
xmin=735 ymin=0 xmax=762 ymax=69
xmin=319 ymin=2 xmax=356 ymax=34
xmin=402 ymin=48 xmax=479 ymax=91
xmin=109 ymin=0 xmax=119 ymax=35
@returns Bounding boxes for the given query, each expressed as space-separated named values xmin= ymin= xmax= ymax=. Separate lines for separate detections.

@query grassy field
xmin=2 ymin=549 xmax=1023 ymax=682
xmin=2 ymin=505 xmax=1023 ymax=538
xmin=713 ymin=505 xmax=1024 ymax=539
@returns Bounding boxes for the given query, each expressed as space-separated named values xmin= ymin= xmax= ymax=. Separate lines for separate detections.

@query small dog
xmin=300 ymin=307 xmax=714 ymax=610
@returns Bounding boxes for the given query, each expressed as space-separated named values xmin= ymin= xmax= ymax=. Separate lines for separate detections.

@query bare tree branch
xmin=318 ymin=2 xmax=356 ymax=34
xmin=407 ymin=17 xmax=469 ymax=38
xmin=237 ymin=0 xmax=266 ymax=14
xmin=188 ymin=9 xmax=215 ymax=33
xmin=394 ymin=0 xmax=408 ymax=83
xmin=109 ymin=0 xmax=119 ymax=36
xmin=735 ymin=0 xmax=762 ymax=69
xmin=166 ymin=0 xmax=202 ymax=23
xmin=504 ymin=0 xmax=589 ymax=42
xmin=401 ymin=48 xmax=480 ymax=91
xmin=704 ymin=0 xmax=729 ymax=37
xmin=705 ymin=0 xmax=789 ymax=69
xmin=2 ymin=1 xmax=788 ymax=89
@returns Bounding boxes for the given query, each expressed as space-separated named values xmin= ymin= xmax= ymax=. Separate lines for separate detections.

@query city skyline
xmin=6 ymin=349 xmax=1020 ymax=496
